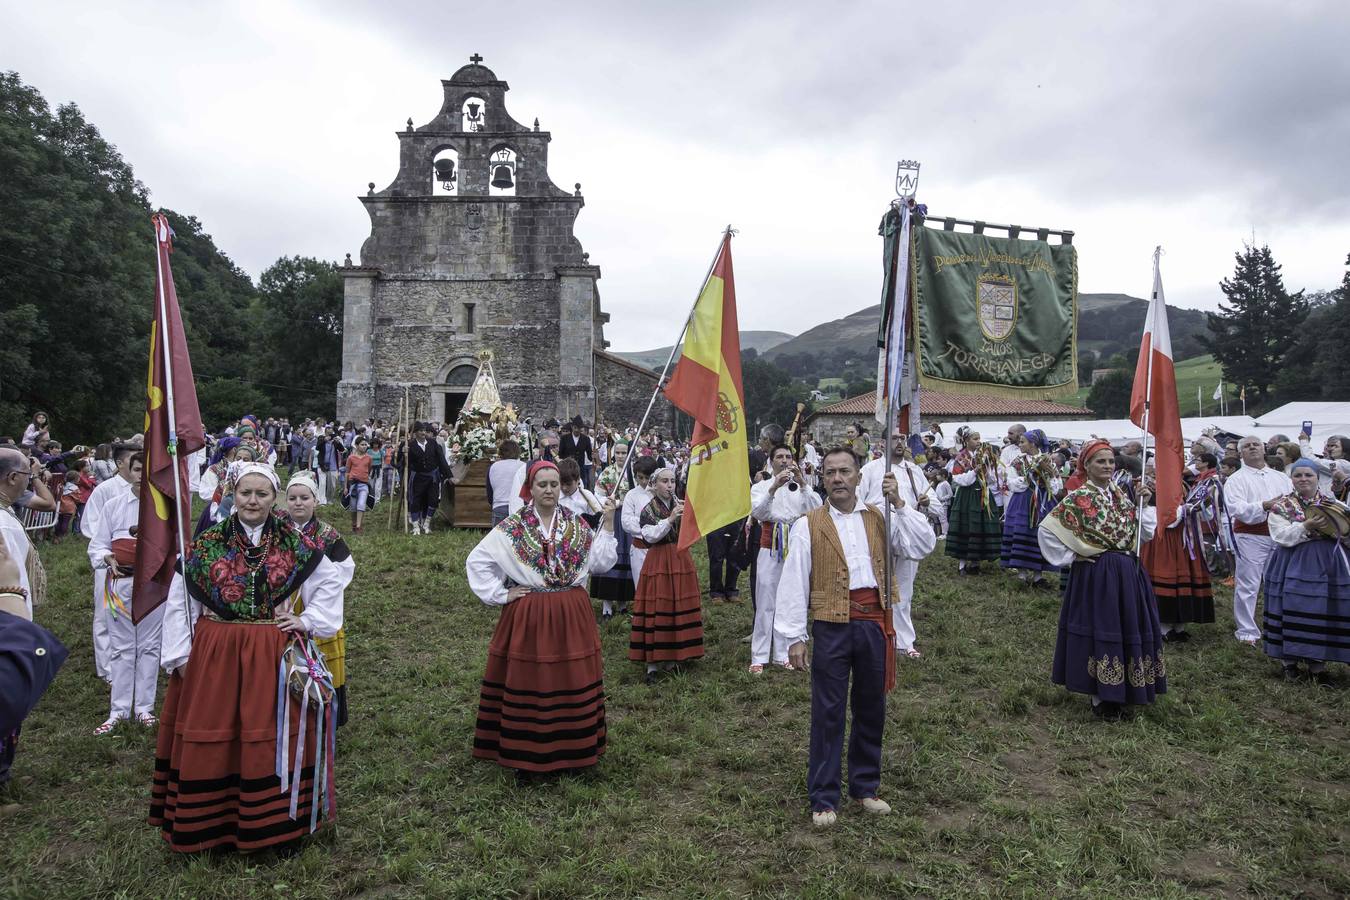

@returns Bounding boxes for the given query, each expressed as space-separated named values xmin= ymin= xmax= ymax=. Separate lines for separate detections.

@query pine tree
xmin=1202 ymin=245 xmax=1309 ymax=404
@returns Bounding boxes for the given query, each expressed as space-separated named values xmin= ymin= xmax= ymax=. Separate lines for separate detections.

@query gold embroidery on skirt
xmin=1088 ymin=654 xmax=1125 ymax=686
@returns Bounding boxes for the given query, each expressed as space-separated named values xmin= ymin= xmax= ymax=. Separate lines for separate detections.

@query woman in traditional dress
xmin=591 ymin=441 xmax=635 ymax=620
xmin=628 ymin=467 xmax=704 ymax=682
xmin=1263 ymin=458 xmax=1350 ymax=682
xmin=1141 ymin=451 xmax=1220 ymax=642
xmin=151 ymin=463 xmax=346 ymax=852
xmin=195 ymin=436 xmax=241 ymax=535
xmin=466 ymin=460 xmax=616 ymax=777
xmin=945 ymin=428 xmax=1003 ymax=575
xmin=1000 ymin=428 xmax=1063 ymax=588
xmin=284 ymin=471 xmax=357 ymax=726
xmin=1038 ymin=440 xmax=1166 ymax=719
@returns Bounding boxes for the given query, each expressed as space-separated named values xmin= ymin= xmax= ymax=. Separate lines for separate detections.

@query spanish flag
xmin=132 ymin=213 xmax=205 ymax=622
xmin=663 ymin=232 xmax=750 ymax=552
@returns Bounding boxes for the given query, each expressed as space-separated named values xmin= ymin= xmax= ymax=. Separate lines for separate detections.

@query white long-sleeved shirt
xmin=159 ymin=519 xmax=346 ymax=673
xmin=621 ymin=485 xmax=653 ymax=538
xmin=1036 ymin=482 xmax=1158 ymax=567
xmin=559 ymin=486 xmax=601 ymax=518
xmin=774 ymin=498 xmax=937 ymax=647
xmin=1002 ymin=452 xmax=1064 ymax=496
xmin=1268 ymin=510 xmax=1316 ymax=548
xmin=465 ymin=513 xmax=617 ymax=606
xmin=81 ymin=474 xmax=135 ymax=541
xmin=0 ymin=507 xmax=33 ymax=616
xmin=1223 ymin=464 xmax=1293 ymax=526
xmin=86 ymin=482 xmax=138 ymax=573
xmin=197 ymin=466 xmax=221 ymax=503
xmin=859 ymin=457 xmax=932 ymax=509
xmin=750 ymin=476 xmax=821 ymax=525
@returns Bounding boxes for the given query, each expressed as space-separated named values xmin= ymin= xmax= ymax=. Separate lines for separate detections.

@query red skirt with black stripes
xmin=473 ymin=586 xmax=606 ymax=772
xmin=149 ymin=617 xmax=332 ymax=853
xmin=628 ymin=542 xmax=705 ymax=663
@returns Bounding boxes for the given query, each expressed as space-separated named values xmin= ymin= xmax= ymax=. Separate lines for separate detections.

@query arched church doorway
xmin=431 ymin=360 xmax=479 ymax=425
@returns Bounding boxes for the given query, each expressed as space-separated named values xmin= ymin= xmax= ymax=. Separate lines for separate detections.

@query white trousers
xmin=630 ymin=547 xmax=648 ymax=588
xmin=92 ymin=580 xmax=111 ymax=680
xmin=316 ymin=470 xmax=337 ymax=505
xmin=1233 ymin=533 xmax=1273 ymax=641
xmin=892 ymin=557 xmax=919 ymax=650
xmin=750 ymin=549 xmax=789 ymax=666
xmin=105 ymin=579 xmax=164 ymax=719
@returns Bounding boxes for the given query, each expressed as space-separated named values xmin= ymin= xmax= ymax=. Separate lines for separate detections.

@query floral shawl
xmin=495 ymin=503 xmax=594 ymax=587
xmin=1268 ymin=490 xmax=1332 ymax=525
xmin=299 ymin=517 xmax=352 ymax=567
xmin=595 ymin=463 xmax=630 ymax=502
xmin=640 ymin=494 xmax=680 ymax=546
xmin=183 ymin=512 xmax=323 ymax=621
xmin=1047 ymin=482 xmax=1138 ymax=552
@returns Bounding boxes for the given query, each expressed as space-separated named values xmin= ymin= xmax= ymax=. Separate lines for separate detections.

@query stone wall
xmin=594 ymin=350 xmax=676 ymax=434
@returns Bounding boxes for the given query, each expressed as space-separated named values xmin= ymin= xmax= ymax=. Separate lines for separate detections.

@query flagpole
xmin=153 ymin=214 xmax=194 ymax=640
xmin=621 ymin=226 xmax=733 ymax=490
xmin=1197 ymin=386 xmax=1202 ymax=418
xmin=1135 ymin=247 xmax=1161 ymax=556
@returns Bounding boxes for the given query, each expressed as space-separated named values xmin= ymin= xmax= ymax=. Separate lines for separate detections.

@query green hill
xmin=1070 ymin=354 xmax=1227 ymax=417
xmin=613 ymin=330 xmax=794 ymax=371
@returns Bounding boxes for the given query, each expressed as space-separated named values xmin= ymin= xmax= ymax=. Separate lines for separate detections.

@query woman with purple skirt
xmin=1038 ymin=440 xmax=1166 ymax=719
xmin=999 ymin=428 xmax=1063 ymax=588
xmin=1262 ymin=457 xmax=1350 ymax=683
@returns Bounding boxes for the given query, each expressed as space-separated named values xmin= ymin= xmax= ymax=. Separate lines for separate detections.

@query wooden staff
xmin=387 ymin=392 xmax=406 ymax=529
xmin=402 ymin=387 xmax=413 ymax=533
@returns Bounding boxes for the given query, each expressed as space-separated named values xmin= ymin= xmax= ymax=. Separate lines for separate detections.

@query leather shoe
xmin=812 ymin=809 xmax=837 ymax=828
xmin=857 ymin=796 xmax=891 ymax=815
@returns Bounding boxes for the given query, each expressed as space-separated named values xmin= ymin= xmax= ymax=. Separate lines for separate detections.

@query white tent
xmin=935 ymin=416 xmax=1269 ymax=448
xmin=1255 ymin=402 xmax=1350 ymax=444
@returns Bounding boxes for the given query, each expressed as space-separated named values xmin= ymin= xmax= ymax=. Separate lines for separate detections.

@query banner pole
xmin=152 ymin=214 xmax=194 ymax=639
xmin=622 ymin=227 xmax=732 ymax=490
xmin=1135 ymin=249 xmax=1159 ymax=556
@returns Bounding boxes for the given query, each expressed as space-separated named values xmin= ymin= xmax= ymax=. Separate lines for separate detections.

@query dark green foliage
xmin=1203 ymin=245 xmax=1310 ymax=404
xmin=0 ymin=72 xmax=344 ymax=442
xmin=1085 ymin=370 xmax=1133 ymax=417
xmin=1273 ymin=271 xmax=1350 ymax=403
xmin=740 ymin=352 xmax=814 ymax=431
xmin=256 ymin=256 xmax=344 ymax=421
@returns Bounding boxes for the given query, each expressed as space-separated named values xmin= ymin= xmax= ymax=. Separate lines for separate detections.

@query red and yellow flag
xmin=663 ymin=232 xmax=750 ymax=551
xmin=133 ymin=213 xmax=205 ymax=622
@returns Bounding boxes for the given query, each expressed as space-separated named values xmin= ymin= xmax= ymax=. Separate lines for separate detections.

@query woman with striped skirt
xmin=629 ymin=468 xmax=705 ymax=683
xmin=591 ymin=442 xmax=636 ymax=620
xmin=151 ymin=463 xmax=346 ymax=852
xmin=1000 ymin=429 xmax=1063 ymax=588
xmin=466 ymin=461 xmax=617 ymax=775
xmin=945 ymin=428 xmax=1004 ymax=574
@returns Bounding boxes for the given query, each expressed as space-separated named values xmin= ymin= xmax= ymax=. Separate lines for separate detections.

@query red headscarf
xmin=1067 ymin=439 xmax=1114 ymax=492
xmin=519 ymin=460 xmax=560 ymax=500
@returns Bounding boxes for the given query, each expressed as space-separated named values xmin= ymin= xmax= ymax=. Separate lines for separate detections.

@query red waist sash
xmin=848 ymin=587 xmax=896 ymax=693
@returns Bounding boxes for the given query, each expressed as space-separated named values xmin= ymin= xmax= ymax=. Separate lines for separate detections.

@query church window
xmin=432 ymin=148 xmax=458 ymax=196
xmin=462 ymin=96 xmax=486 ymax=132
xmin=488 ymin=145 xmax=517 ymax=197
xmin=445 ymin=364 xmax=478 ymax=387
xmin=464 ymin=302 xmax=476 ymax=333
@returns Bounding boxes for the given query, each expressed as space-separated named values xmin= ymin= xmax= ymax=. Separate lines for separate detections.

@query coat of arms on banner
xmin=977 ymin=274 xmax=1018 ymax=341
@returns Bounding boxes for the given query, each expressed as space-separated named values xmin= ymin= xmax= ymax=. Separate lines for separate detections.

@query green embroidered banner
xmin=912 ymin=227 xmax=1078 ymax=398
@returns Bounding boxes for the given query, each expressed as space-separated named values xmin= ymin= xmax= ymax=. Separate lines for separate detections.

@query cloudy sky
xmin=6 ymin=1 xmax=1348 ymax=351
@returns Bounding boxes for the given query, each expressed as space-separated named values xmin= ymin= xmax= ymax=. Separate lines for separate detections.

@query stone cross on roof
xmin=470 ymin=53 xmax=483 ymax=65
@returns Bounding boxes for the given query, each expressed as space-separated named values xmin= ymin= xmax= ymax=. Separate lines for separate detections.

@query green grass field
xmin=1073 ymin=355 xmax=1228 ymax=418
xmin=2 ymin=510 xmax=1347 ymax=898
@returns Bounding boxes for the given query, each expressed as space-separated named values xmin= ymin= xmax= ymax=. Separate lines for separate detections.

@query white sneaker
xmin=812 ymin=809 xmax=837 ymax=828
xmin=857 ymin=796 xmax=891 ymax=815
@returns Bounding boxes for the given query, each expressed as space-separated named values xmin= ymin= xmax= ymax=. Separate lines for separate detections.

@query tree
xmin=195 ymin=377 xmax=272 ymax=431
xmin=1085 ymin=370 xmax=1132 ymax=418
xmin=1077 ymin=350 xmax=1096 ymax=387
xmin=1202 ymin=244 xmax=1309 ymax=403
xmin=255 ymin=256 xmax=344 ymax=419
xmin=1274 ymin=258 xmax=1350 ymax=402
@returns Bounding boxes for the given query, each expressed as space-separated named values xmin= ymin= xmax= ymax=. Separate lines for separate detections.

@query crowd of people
xmin=2 ymin=404 xmax=1347 ymax=847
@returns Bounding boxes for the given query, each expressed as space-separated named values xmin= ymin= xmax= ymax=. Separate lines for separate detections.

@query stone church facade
xmin=337 ymin=56 xmax=673 ymax=433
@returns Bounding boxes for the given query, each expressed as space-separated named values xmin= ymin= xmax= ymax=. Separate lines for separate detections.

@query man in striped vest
xmin=774 ymin=446 xmax=938 ymax=827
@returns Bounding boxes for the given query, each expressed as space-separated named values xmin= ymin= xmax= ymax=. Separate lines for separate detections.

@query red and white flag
xmin=1129 ymin=248 xmax=1183 ymax=530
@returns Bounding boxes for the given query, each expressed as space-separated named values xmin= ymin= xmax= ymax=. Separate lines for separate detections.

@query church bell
xmin=434 ymin=158 xmax=456 ymax=189
xmin=491 ymin=164 xmax=515 ymax=190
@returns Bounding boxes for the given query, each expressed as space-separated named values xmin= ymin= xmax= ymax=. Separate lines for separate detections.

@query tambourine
xmin=1304 ymin=499 xmax=1350 ymax=539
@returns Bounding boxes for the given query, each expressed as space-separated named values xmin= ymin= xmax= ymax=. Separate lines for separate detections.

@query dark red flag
xmin=132 ymin=213 xmax=205 ymax=622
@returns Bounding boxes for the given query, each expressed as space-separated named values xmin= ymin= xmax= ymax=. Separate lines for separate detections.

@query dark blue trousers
xmin=808 ymin=619 xmax=887 ymax=812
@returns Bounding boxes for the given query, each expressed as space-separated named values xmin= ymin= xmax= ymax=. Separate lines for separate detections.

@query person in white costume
xmin=87 ymin=450 xmax=164 ymax=733
xmin=81 ymin=443 xmax=144 ymax=682
xmin=1223 ymin=435 xmax=1294 ymax=644
xmin=748 ymin=444 xmax=821 ymax=673
xmin=859 ymin=432 xmax=938 ymax=658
